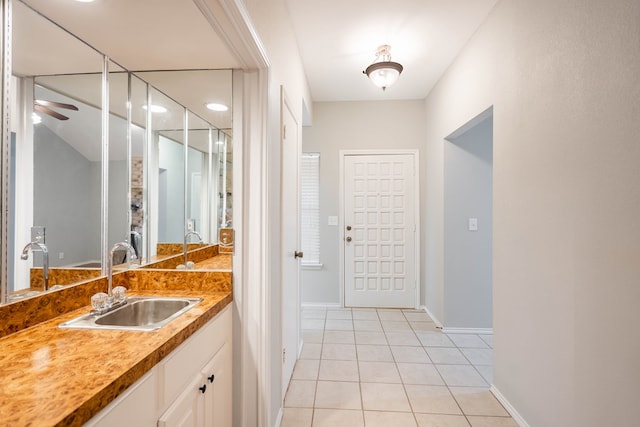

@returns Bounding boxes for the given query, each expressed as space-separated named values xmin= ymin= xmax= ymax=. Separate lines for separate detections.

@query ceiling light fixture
xmin=363 ymin=45 xmax=403 ymax=91
xmin=206 ymin=103 xmax=229 ymax=112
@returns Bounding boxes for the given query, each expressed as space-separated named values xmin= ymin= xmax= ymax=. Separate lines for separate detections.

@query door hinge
xmin=283 ymin=124 xmax=287 ymax=140
xmin=282 ymin=348 xmax=286 ymax=364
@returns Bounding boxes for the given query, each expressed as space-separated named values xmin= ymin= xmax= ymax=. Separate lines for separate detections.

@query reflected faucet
xmin=107 ymin=241 xmax=136 ymax=296
xmin=21 ymin=241 xmax=49 ymax=291
xmin=184 ymin=231 xmax=203 ymax=264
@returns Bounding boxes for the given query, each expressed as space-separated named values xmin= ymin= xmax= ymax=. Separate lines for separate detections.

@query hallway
xmin=281 ymin=307 xmax=516 ymax=426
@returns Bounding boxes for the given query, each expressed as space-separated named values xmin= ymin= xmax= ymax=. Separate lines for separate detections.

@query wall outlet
xmin=187 ymin=219 xmax=195 ymax=231
xmin=59 ymin=252 xmax=64 ymax=260
xmin=468 ymin=218 xmax=478 ymax=231
xmin=31 ymin=226 xmax=46 ymax=243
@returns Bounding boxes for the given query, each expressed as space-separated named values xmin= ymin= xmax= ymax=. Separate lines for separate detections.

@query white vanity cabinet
xmin=86 ymin=305 xmax=232 ymax=427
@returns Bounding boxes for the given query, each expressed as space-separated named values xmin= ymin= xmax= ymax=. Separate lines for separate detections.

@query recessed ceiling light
xmin=206 ymin=103 xmax=229 ymax=112
xmin=74 ymin=0 xmax=97 ymax=3
xmin=216 ymin=140 xmax=225 ymax=145
xmin=142 ymin=104 xmax=167 ymax=113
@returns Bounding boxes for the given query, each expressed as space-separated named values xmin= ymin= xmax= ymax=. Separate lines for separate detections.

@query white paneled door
xmin=343 ymin=153 xmax=417 ymax=308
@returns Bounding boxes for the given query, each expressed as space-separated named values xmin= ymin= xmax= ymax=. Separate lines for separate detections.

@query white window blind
xmin=300 ymin=153 xmax=320 ymax=266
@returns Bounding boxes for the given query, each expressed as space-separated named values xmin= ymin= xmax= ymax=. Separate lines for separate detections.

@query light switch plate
xmin=328 ymin=216 xmax=338 ymax=226
xmin=468 ymin=218 xmax=478 ymax=231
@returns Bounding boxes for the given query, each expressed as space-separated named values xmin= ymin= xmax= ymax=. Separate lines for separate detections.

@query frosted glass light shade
xmin=364 ymin=61 xmax=403 ymax=90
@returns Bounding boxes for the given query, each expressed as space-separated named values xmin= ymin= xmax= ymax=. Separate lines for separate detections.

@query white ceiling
xmin=18 ymin=0 xmax=499 ymax=109
xmin=284 ymin=0 xmax=499 ymax=101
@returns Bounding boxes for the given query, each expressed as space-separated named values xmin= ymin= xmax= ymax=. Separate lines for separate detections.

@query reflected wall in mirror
xmin=9 ymin=1 xmax=104 ymax=297
xmin=147 ymin=88 xmax=185 ymax=257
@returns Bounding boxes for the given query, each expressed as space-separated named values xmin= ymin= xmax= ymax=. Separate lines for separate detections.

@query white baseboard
xmin=301 ymin=302 xmax=342 ymax=309
xmin=274 ymin=408 xmax=283 ymax=427
xmin=422 ymin=305 xmax=444 ymax=329
xmin=490 ymin=385 xmax=530 ymax=427
xmin=442 ymin=327 xmax=493 ymax=335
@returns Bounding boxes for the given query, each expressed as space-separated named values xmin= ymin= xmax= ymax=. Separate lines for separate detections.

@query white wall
xmin=424 ymin=1 xmax=640 ymax=425
xmin=444 ymin=117 xmax=493 ymax=329
xmin=238 ymin=1 xmax=312 ymax=425
xmin=301 ymin=100 xmax=426 ymax=305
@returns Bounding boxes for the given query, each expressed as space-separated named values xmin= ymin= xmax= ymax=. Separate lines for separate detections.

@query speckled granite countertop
xmin=0 ymin=289 xmax=232 ymax=427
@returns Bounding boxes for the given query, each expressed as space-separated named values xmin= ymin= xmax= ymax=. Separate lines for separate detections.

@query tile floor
xmin=281 ymin=307 xmax=517 ymax=427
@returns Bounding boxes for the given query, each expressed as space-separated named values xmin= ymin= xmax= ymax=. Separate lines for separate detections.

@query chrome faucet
xmin=184 ymin=231 xmax=203 ymax=264
xmin=107 ymin=241 xmax=136 ymax=297
xmin=21 ymin=241 xmax=49 ymax=291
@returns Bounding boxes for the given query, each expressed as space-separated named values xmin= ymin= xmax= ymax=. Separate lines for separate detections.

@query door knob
xmin=294 ymin=251 xmax=304 ymax=259
xmin=346 ymin=225 xmax=352 ymax=231
xmin=345 ymin=236 xmax=352 ymax=242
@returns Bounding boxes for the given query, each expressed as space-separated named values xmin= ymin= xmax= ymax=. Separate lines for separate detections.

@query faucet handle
xmin=112 ymin=286 xmax=127 ymax=303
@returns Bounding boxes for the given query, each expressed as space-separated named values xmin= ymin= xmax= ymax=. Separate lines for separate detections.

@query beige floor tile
xmin=356 ymin=344 xmax=394 ymax=362
xmin=303 ymin=319 xmax=326 ymax=330
xmin=300 ymin=343 xmax=322 ymax=359
xmin=397 ymin=363 xmax=444 ymax=385
xmin=461 ymin=348 xmax=493 ymax=366
xmin=426 ymin=348 xmax=470 ymax=365
xmin=414 ymin=413 xmax=470 ymax=427
xmin=382 ymin=320 xmax=413 ymax=331
xmin=416 ymin=331 xmax=455 ymax=347
xmin=475 ymin=365 xmax=493 ymax=384
xmin=292 ymin=359 xmax=320 ymax=380
xmin=436 ymin=365 xmax=487 ymax=387
xmin=352 ymin=310 xmax=379 ymax=320
xmin=364 ymin=410 xmax=417 ymax=427
xmin=361 ymin=382 xmax=411 ymax=412
xmin=325 ymin=319 xmax=353 ymax=331
xmin=284 ymin=380 xmax=317 ymax=408
xmin=405 ymin=385 xmax=462 ymax=415
xmin=318 ymin=359 xmax=359 ymax=381
xmin=466 ymin=416 xmax=518 ymax=427
xmin=314 ymin=381 xmax=362 ymax=410
xmin=478 ymin=335 xmax=493 ymax=348
xmin=359 ymin=361 xmax=402 ymax=383
xmin=391 ymin=346 xmax=432 ymax=363
xmin=303 ymin=330 xmax=324 ymax=344
xmin=411 ymin=321 xmax=440 ymax=332
xmin=302 ymin=309 xmax=327 ymax=319
xmin=323 ymin=330 xmax=355 ymax=344
xmin=312 ymin=409 xmax=364 ymax=427
xmin=322 ymin=343 xmax=357 ymax=360
xmin=353 ymin=320 xmax=383 ymax=331
xmin=281 ymin=408 xmax=313 ymax=427
xmin=403 ymin=312 xmax=433 ymax=322
xmin=385 ymin=331 xmax=422 ymax=346
xmin=377 ymin=310 xmax=407 ymax=320
xmin=446 ymin=334 xmax=489 ymax=349
xmin=450 ymin=387 xmax=508 ymax=417
xmin=327 ymin=310 xmax=353 ymax=320
xmin=355 ymin=331 xmax=387 ymax=345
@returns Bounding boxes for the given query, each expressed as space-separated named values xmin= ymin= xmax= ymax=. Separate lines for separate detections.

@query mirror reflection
xmin=4 ymin=1 xmax=234 ymax=303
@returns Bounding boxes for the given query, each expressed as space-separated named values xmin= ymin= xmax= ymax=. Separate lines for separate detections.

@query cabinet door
xmin=201 ymin=342 xmax=232 ymax=427
xmin=158 ymin=375 xmax=205 ymax=427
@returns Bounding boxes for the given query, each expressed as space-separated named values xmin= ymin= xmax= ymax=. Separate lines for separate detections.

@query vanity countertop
xmin=0 ymin=289 xmax=232 ymax=427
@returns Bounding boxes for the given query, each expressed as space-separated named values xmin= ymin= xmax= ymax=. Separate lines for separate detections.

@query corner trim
xmin=422 ymin=305 xmax=444 ymax=329
xmin=490 ymin=385 xmax=530 ymax=427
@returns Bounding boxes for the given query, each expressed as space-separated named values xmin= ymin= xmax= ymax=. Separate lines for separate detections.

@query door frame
xmin=339 ymin=149 xmax=421 ymax=309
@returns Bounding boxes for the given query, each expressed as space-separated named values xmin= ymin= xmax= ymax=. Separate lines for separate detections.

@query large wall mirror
xmin=3 ymin=1 xmax=233 ymax=303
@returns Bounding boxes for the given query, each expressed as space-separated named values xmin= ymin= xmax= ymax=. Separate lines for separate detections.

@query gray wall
xmin=444 ymin=117 xmax=493 ymax=328
xmin=423 ymin=1 xmax=640 ymax=425
xmin=108 ymin=160 xmax=129 ymax=249
xmin=301 ymin=100 xmax=426 ymax=305
xmin=34 ymin=125 xmax=100 ymax=266
xmin=158 ymin=136 xmax=185 ymax=243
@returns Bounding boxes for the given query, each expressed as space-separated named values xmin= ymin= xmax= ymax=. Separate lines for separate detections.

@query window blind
xmin=300 ymin=153 xmax=320 ymax=265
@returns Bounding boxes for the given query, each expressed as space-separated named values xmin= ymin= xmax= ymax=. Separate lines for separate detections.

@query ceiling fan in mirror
xmin=34 ymin=99 xmax=78 ymax=121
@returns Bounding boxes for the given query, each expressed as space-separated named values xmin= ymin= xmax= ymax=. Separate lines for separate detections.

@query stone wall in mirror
xmin=3 ymin=1 xmax=233 ymax=304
